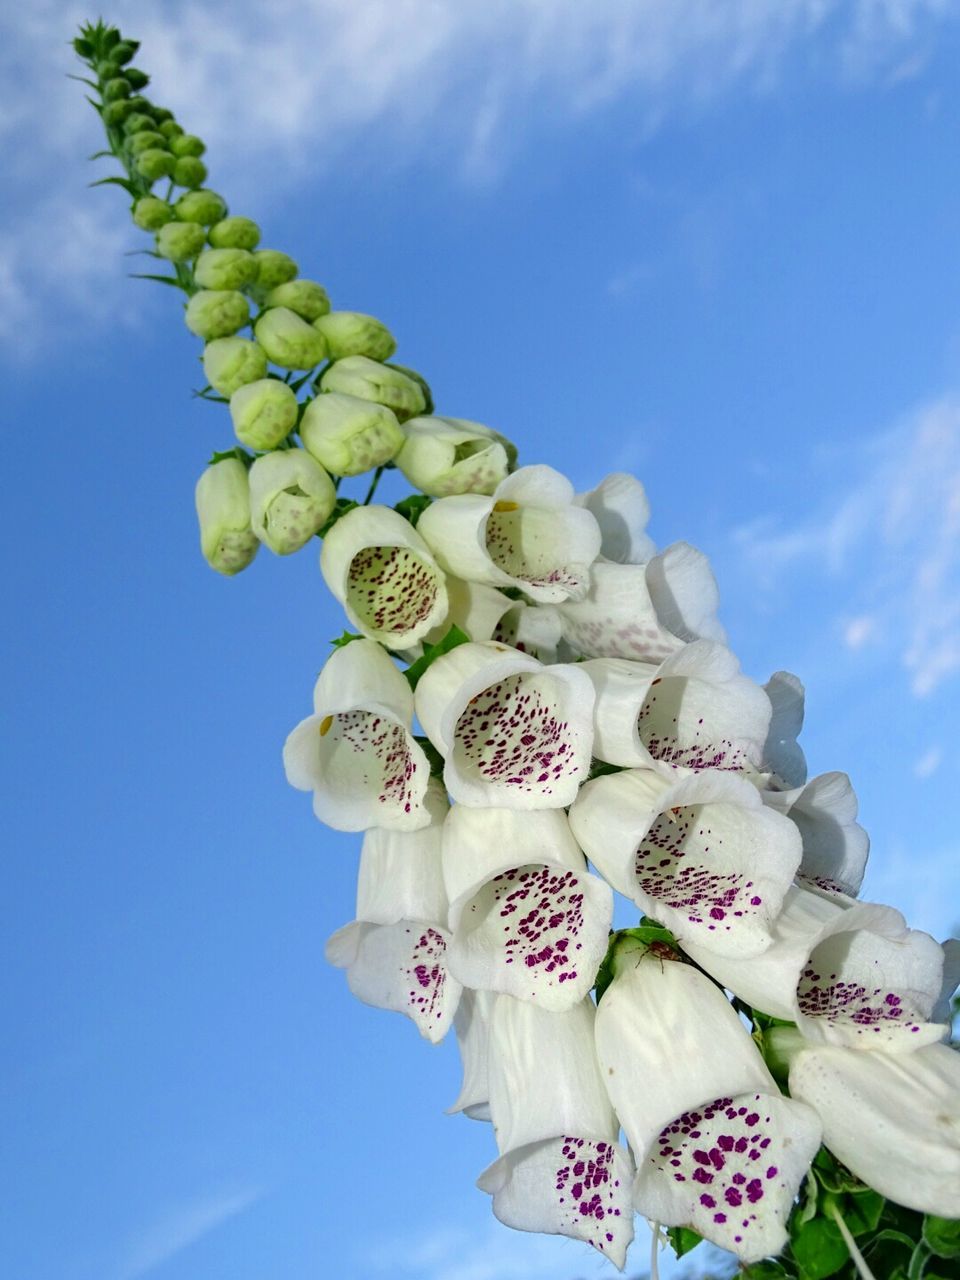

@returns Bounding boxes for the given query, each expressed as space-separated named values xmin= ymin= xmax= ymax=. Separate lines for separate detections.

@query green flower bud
xmin=123 ymin=111 xmax=156 ymax=135
xmin=135 ymin=148 xmax=176 ymax=181
xmin=155 ymin=220 xmax=206 ymax=262
xmin=208 ymin=216 xmax=261 ymax=251
xmin=173 ymin=156 xmax=208 ymax=189
xmin=320 ymin=356 xmax=426 ymax=423
xmin=194 ymin=248 xmax=258 ymax=290
xmin=112 ymin=39 xmax=139 ymax=65
xmin=174 ymin=189 xmax=228 ymax=226
xmin=126 ymin=130 xmax=166 ymax=155
xmin=249 ymin=449 xmax=336 ymax=555
xmin=170 ymin=133 xmax=205 ymax=158
xmin=386 ymin=362 xmax=434 ymax=415
xmin=300 ymin=392 xmax=404 ymax=476
xmin=102 ymin=100 xmax=132 ymax=127
xmin=126 ymin=96 xmax=152 ymax=114
xmin=313 ymin=311 xmax=396 ymax=362
xmin=229 ymin=379 xmax=299 ymax=450
xmin=263 ymin=279 xmax=330 ymax=322
xmin=159 ymin=120 xmax=183 ymax=139
xmin=195 ymin=458 xmax=258 ymax=576
xmin=132 ymin=196 xmax=175 ymax=231
xmin=151 ymin=106 xmax=174 ymax=123
xmin=95 ymin=56 xmax=122 ymax=79
xmin=184 ymin=290 xmax=250 ymax=340
xmin=202 ymin=337 xmax=268 ymax=397
xmin=254 ymin=307 xmax=327 ymax=370
xmin=103 ymin=76 xmax=131 ymax=100
xmin=252 ymin=249 xmax=298 ymax=288
xmin=124 ymin=67 xmax=150 ymax=91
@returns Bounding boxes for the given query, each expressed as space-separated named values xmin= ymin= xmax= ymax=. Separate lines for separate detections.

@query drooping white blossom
xmin=448 ymin=988 xmax=496 ymax=1121
xmin=396 ymin=416 xmax=517 ymax=497
xmin=354 ymin=779 xmax=449 ymax=925
xmin=761 ymin=771 xmax=869 ymax=899
xmin=575 ymin=471 xmax=655 ymax=564
xmin=762 ymin=671 xmax=808 ymax=788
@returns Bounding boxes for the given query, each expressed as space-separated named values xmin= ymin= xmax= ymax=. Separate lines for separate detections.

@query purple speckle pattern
xmin=347 ymin=545 xmax=440 ymax=637
xmin=797 ymin=964 xmax=923 ymax=1039
xmin=326 ymin=711 xmax=420 ymax=815
xmin=453 ymin=675 xmax=582 ymax=797
xmin=634 ymin=806 xmax=762 ymax=933
xmin=403 ymin=925 xmax=452 ymax=1036
xmin=467 ymin=864 xmax=584 ymax=993
xmin=553 ymin=1137 xmax=630 ymax=1258
xmin=639 ymin=678 xmax=747 ymax=770
xmin=485 ymin=508 xmax=584 ymax=595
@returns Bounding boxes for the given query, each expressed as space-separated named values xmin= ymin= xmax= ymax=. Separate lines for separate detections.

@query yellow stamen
xmin=492 ymin=500 xmax=519 ymax=512
xmin=319 ymin=714 xmax=334 ymax=736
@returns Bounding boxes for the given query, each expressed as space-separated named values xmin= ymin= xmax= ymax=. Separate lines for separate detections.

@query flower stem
xmin=827 ymin=1204 xmax=878 ymax=1280
xmin=363 ymin=464 xmax=386 ymax=505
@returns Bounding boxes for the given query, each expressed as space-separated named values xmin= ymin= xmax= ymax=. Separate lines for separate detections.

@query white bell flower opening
xmin=761 ymin=771 xmax=869 ymax=899
xmin=414 ymin=641 xmax=595 ymax=808
xmin=442 ymin=806 xmax=614 ymax=1009
xmin=477 ymin=996 xmax=635 ymax=1268
xmin=248 ymin=448 xmax=336 ymax=555
xmin=283 ymin=638 xmax=431 ymax=831
xmin=789 ymin=1042 xmax=960 ymax=1219
xmin=557 ymin=543 xmax=726 ymax=661
xmin=319 ymin=505 xmax=449 ymax=650
xmin=575 ymin=471 xmax=655 ymax=564
xmin=595 ymin=945 xmax=821 ymax=1263
xmin=762 ymin=671 xmax=808 ymax=788
xmin=417 ymin=465 xmax=603 ymax=603
xmin=449 ymin=988 xmax=496 ymax=1121
xmin=584 ymin=640 xmax=772 ymax=772
xmin=396 ymin=416 xmax=517 ymax=497
xmin=569 ymin=769 xmax=801 ymax=959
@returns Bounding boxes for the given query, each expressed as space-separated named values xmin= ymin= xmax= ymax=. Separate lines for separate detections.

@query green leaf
xmin=587 ymin=759 xmax=625 ymax=781
xmin=743 ymin=1263 xmax=792 ymax=1280
xmin=393 ymin=493 xmax=433 ymax=528
xmin=330 ymin=631 xmax=363 ymax=649
xmin=87 ymin=148 xmax=114 ymax=160
xmin=401 ymin=625 xmax=470 ymax=690
xmin=844 ymin=1190 xmax=886 ymax=1237
xmin=318 ymin=498 xmax=360 ymax=539
xmin=791 ymin=1218 xmax=849 ymax=1280
xmin=665 ymin=1225 xmax=701 ymax=1257
xmin=129 ymin=272 xmax=184 ymax=288
xmin=924 ymin=1217 xmax=960 ymax=1259
xmin=208 ymin=447 xmax=254 ymax=469
xmin=89 ymin=175 xmax=136 ymax=194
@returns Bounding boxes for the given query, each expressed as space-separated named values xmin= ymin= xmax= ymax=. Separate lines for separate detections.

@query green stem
xmin=363 ymin=465 xmax=386 ymax=505
xmin=827 ymin=1204 xmax=878 ymax=1280
xmin=908 ymin=1241 xmax=932 ymax=1280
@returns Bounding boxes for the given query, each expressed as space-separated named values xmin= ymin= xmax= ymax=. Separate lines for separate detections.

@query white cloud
xmin=2 ymin=0 xmax=959 ymax=349
xmin=734 ymin=396 xmax=960 ymax=697
xmin=913 ymin=745 xmax=942 ymax=778
xmin=117 ymin=1184 xmax=262 ymax=1280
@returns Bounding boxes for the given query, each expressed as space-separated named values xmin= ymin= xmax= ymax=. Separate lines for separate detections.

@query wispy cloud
xmin=117 ymin=1184 xmax=263 ymax=1280
xmin=734 ymin=396 xmax=960 ymax=697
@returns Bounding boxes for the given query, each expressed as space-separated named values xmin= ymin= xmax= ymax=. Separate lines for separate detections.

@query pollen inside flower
xmin=346 ymin=544 xmax=442 ymax=640
xmin=484 ymin=506 xmax=584 ymax=595
xmin=320 ymin=709 xmax=420 ymax=816
xmin=638 ymin=675 xmax=752 ymax=770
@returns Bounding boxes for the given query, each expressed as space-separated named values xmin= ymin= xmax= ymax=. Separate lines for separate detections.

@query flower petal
xmin=355 ymin=779 xmax=449 ymax=924
xmin=448 ymin=988 xmax=496 ymax=1120
xmin=762 ymin=772 xmax=869 ymax=898
xmin=762 ymin=671 xmax=807 ymax=787
xmin=576 ymin=471 xmax=655 ymax=565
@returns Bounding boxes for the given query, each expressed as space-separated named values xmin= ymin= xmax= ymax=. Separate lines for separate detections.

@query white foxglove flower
xmin=396 ymin=416 xmax=517 ymax=497
xmin=478 ymin=996 xmax=635 ymax=1268
xmin=421 ymin=578 xmax=514 ymax=648
xmin=414 ymin=641 xmax=594 ymax=808
xmin=683 ymin=886 xmax=947 ymax=1051
xmin=449 ymin=988 xmax=496 ymax=1121
xmin=762 ymin=671 xmax=807 ymax=787
xmin=761 ymin=772 xmax=869 ymax=898
xmin=491 ymin=601 xmax=562 ymax=664
xmin=283 ymin=638 xmax=430 ymax=831
xmin=569 ymin=769 xmax=801 ymax=958
xmin=789 ymin=1042 xmax=960 ymax=1218
xmin=300 ymin=392 xmax=404 ymax=477
xmin=355 ymin=779 xmax=449 ymax=925
xmin=248 ymin=448 xmax=336 ymax=555
xmin=194 ymin=457 xmax=258 ymax=576
xmin=417 ymin=465 xmax=603 ymax=603
xmin=319 ymin=505 xmax=449 ymax=650
xmin=557 ymin=543 xmax=725 ymax=661
xmin=442 ymin=806 xmax=614 ymax=1009
xmin=575 ymin=472 xmax=655 ymax=564
xmin=595 ymin=944 xmax=820 ymax=1263
xmin=325 ymin=918 xmax=461 ymax=1043
xmin=584 ymin=640 xmax=771 ymax=772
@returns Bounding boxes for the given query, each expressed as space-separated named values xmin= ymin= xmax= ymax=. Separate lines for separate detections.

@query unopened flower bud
xmin=102 ymin=100 xmax=132 ymax=126
xmin=132 ymin=195 xmax=175 ymax=231
xmin=123 ymin=111 xmax=155 ymax=135
xmin=173 ymin=156 xmax=207 ymax=189
xmin=254 ymin=306 xmax=327 ymax=370
xmin=264 ymin=279 xmax=330 ymax=321
xmin=313 ymin=311 xmax=396 ymax=361
xmin=124 ymin=68 xmax=150 ymax=91
xmin=126 ymin=130 xmax=166 ymax=155
xmin=135 ymin=148 xmax=175 ymax=181
xmin=126 ymin=96 xmax=152 ymax=114
xmin=174 ymin=189 xmax=228 ymax=226
xmin=320 ymin=356 xmax=426 ymax=422
xmin=202 ymin=337 xmax=267 ymax=397
xmin=155 ymin=220 xmax=206 ymax=262
xmin=184 ymin=290 xmax=250 ymax=340
xmin=170 ymin=133 xmax=205 ymax=158
xmin=151 ymin=106 xmax=173 ymax=123
xmin=158 ymin=121 xmax=182 ymax=141
xmin=300 ymin=392 xmax=404 ymax=476
xmin=103 ymin=76 xmax=131 ymax=100
xmin=111 ymin=39 xmax=138 ymax=65
xmin=194 ymin=248 xmax=257 ymax=290
xmin=396 ymin=416 xmax=517 ymax=496
xmin=252 ymin=249 xmax=298 ymax=288
xmin=195 ymin=458 xmax=258 ymax=576
xmin=387 ymin=362 xmax=434 ymax=414
xmin=229 ymin=379 xmax=299 ymax=450
xmin=208 ymin=216 xmax=261 ymax=251
xmin=249 ymin=449 xmax=336 ymax=555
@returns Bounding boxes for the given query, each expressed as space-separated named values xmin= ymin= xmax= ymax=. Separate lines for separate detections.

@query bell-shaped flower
xmin=448 ymin=988 xmax=496 ymax=1121
xmin=569 ymin=769 xmax=801 ymax=958
xmin=442 ymin=806 xmax=614 ymax=1010
xmin=319 ymin=505 xmax=449 ymax=650
xmin=194 ymin=456 xmax=259 ymax=576
xmin=762 ymin=671 xmax=807 ymax=787
xmin=477 ymin=996 xmax=635 ymax=1269
xmin=417 ymin=465 xmax=603 ymax=603
xmin=761 ymin=772 xmax=869 ymax=899
xmin=556 ymin=543 xmax=726 ymax=661
xmin=683 ymin=886 xmax=947 ymax=1051
xmin=320 ymin=356 xmax=426 ymax=422
xmin=584 ymin=640 xmax=772 ymax=773
xmin=490 ymin=600 xmax=562 ymax=664
xmin=420 ymin=578 xmax=515 ymax=649
xmin=414 ymin=641 xmax=594 ymax=808
xmin=575 ymin=472 xmax=655 ymax=564
xmin=355 ymin=779 xmax=449 ymax=926
xmin=396 ymin=416 xmax=518 ymax=497
xmin=283 ymin=638 xmax=431 ymax=831
xmin=595 ymin=941 xmax=821 ymax=1263
xmin=248 ymin=448 xmax=336 ymax=555
xmin=788 ymin=1041 xmax=960 ymax=1218
xmin=299 ymin=392 xmax=405 ymax=477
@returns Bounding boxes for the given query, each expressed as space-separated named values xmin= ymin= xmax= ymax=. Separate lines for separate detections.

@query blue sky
xmin=4 ymin=2 xmax=960 ymax=1277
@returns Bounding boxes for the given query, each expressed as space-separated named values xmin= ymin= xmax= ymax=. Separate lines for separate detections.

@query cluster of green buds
xmin=74 ymin=20 xmax=516 ymax=577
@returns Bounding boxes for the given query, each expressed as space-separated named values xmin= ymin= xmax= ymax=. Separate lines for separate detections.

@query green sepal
xmin=87 ymin=149 xmax=113 ymax=161
xmin=393 ymin=493 xmax=433 ymax=528
xmin=208 ymin=447 xmax=254 ymax=469
xmin=790 ymin=1217 xmax=849 ymax=1279
xmin=128 ymin=272 xmax=183 ymax=287
xmin=73 ymin=36 xmax=94 ymax=57
xmin=587 ymin=758 xmax=625 ymax=781
xmin=402 ymin=624 xmax=470 ymax=690
xmin=924 ymin=1217 xmax=960 ymax=1259
xmin=666 ymin=1225 xmax=701 ymax=1257
xmin=330 ymin=631 xmax=363 ymax=649
xmin=593 ymin=923 xmax=679 ymax=1003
